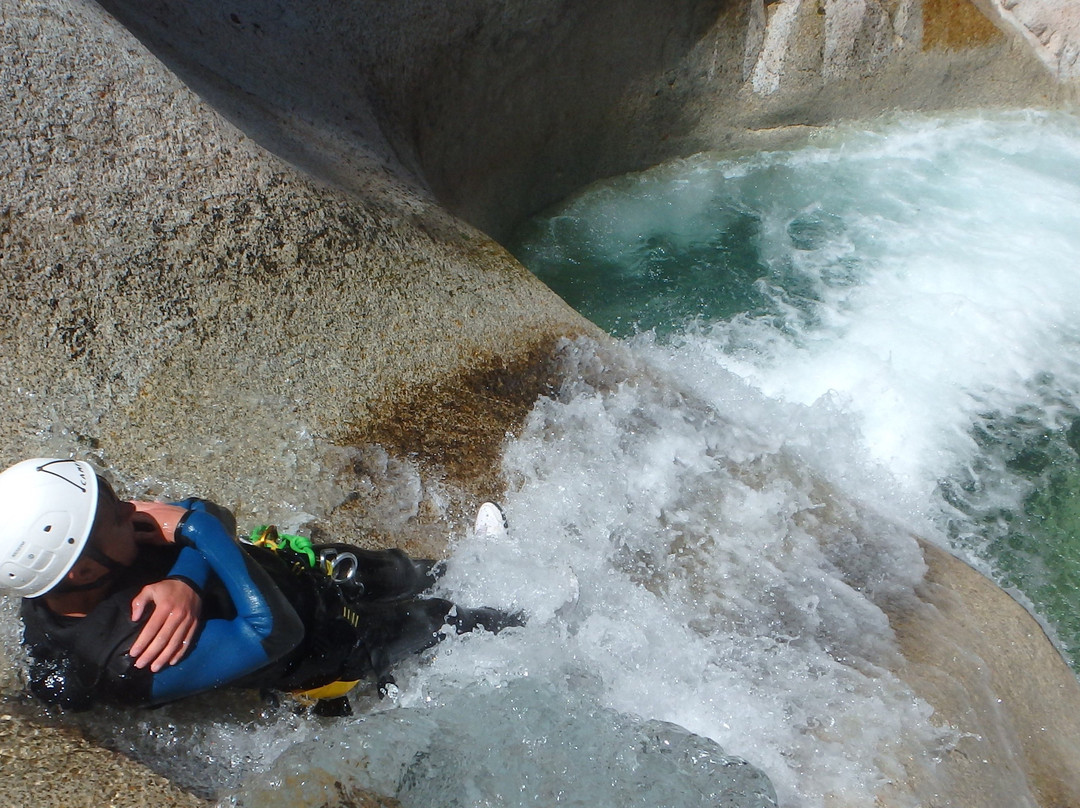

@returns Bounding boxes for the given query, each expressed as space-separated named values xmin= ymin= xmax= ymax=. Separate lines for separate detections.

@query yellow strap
xmin=292 ymin=679 xmax=361 ymax=701
xmin=254 ymin=530 xmax=362 ymax=703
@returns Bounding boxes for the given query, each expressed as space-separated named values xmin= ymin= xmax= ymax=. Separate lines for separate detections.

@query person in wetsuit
xmin=0 ymin=458 xmax=519 ymax=714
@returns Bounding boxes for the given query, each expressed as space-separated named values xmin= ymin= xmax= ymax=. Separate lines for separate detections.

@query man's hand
xmin=132 ymin=501 xmax=189 ymax=545
xmin=129 ymin=579 xmax=202 ymax=672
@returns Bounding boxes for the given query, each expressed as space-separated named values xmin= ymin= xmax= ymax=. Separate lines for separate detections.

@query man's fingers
xmin=129 ymin=608 xmax=168 ymax=661
xmin=168 ymin=623 xmax=198 ymax=666
xmin=128 ymin=579 xmax=202 ymax=670
xmin=133 ymin=629 xmax=170 ymax=669
xmin=144 ymin=630 xmax=184 ymax=672
xmin=145 ymin=615 xmax=199 ymax=672
xmin=132 ymin=611 xmax=180 ymax=669
xmin=152 ymin=618 xmax=197 ymax=671
xmin=149 ymin=633 xmax=183 ymax=672
xmin=130 ymin=592 xmax=149 ymax=624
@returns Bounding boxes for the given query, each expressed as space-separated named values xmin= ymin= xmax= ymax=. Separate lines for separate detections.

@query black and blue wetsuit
xmin=20 ymin=500 xmax=518 ymax=711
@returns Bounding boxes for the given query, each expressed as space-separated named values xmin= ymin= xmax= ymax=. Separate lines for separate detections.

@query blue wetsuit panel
xmin=163 ymin=498 xmax=230 ymax=593
xmin=145 ymin=509 xmax=304 ymax=705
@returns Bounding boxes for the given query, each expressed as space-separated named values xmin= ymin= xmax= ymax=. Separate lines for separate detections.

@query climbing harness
xmin=248 ymin=524 xmax=362 ymax=702
xmin=250 ymin=525 xmax=317 ymax=568
xmin=250 ymin=526 xmax=363 ymax=587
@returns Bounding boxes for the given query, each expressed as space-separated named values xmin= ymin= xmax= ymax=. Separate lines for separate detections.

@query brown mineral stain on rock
xmin=923 ymin=0 xmax=1005 ymax=50
xmin=349 ymin=339 xmax=564 ymax=487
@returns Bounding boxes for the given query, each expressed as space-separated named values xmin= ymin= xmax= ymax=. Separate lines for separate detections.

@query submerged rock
xmin=227 ymin=680 xmax=778 ymax=808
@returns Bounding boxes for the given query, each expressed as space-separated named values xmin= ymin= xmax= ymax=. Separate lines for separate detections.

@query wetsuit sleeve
xmin=165 ymin=546 xmax=211 ymax=595
xmin=143 ymin=509 xmax=305 ymax=706
xmin=172 ymin=497 xmax=239 ymax=537
xmin=164 ymin=498 xmax=236 ymax=594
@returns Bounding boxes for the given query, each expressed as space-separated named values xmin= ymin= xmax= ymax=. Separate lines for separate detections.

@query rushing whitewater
xmin=514 ymin=108 xmax=1080 ymax=667
xmin=232 ymin=109 xmax=1080 ymax=806
xmin=4 ymin=110 xmax=1080 ymax=808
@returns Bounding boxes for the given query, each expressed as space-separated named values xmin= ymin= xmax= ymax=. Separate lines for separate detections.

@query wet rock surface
xmin=1 ymin=0 xmax=596 ymax=547
xmin=887 ymin=541 xmax=1080 ymax=807
xmin=0 ymin=707 xmax=207 ymax=807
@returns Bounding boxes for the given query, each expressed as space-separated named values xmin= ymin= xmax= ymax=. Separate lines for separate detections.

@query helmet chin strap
xmin=50 ymin=543 xmax=129 ymax=595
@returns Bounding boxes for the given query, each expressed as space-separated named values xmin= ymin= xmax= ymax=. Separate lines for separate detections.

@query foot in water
xmin=448 ymin=604 xmax=526 ymax=634
xmin=466 ymin=504 xmax=523 ymax=631
xmin=474 ymin=501 xmax=508 ymax=539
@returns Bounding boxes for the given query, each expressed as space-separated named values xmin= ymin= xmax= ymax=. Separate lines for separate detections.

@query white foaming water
xmin=7 ymin=111 xmax=1080 ymax=808
xmin=221 ymin=345 xmax=940 ymax=806
xmin=737 ymin=114 xmax=1080 ymax=490
xmin=405 ymin=110 xmax=1080 ymax=806
xmin=422 ymin=339 xmax=941 ymax=808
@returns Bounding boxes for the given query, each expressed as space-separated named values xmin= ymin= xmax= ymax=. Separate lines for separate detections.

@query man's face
xmin=86 ymin=479 xmax=138 ymax=568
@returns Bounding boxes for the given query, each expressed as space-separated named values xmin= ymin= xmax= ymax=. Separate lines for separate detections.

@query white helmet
xmin=0 ymin=458 xmax=99 ymax=597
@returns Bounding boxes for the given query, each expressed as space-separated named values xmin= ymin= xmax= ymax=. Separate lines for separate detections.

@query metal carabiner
xmin=317 ymin=548 xmax=337 ymax=570
xmin=321 ymin=549 xmax=358 ymax=583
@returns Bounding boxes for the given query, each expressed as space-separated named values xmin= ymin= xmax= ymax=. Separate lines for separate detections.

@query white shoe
xmin=474 ymin=502 xmax=508 ymax=539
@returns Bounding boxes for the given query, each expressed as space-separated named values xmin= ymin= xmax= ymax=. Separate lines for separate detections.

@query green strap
xmin=250 ymin=525 xmax=318 ymax=569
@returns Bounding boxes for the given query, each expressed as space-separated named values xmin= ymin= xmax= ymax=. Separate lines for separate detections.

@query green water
xmin=510 ymin=170 xmax=788 ymax=337
xmin=945 ymin=406 xmax=1080 ymax=666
